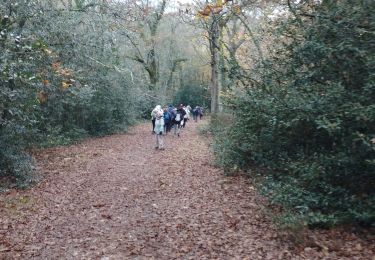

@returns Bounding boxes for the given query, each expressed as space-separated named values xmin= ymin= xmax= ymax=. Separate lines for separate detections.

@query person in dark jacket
xmin=173 ymin=105 xmax=186 ymax=136
xmin=163 ymin=107 xmax=172 ymax=134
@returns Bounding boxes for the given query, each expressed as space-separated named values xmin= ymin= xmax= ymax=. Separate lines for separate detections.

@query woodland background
xmin=0 ymin=0 xmax=374 ymax=228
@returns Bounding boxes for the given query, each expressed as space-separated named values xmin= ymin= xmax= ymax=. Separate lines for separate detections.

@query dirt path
xmin=1 ymin=120 xmax=374 ymax=259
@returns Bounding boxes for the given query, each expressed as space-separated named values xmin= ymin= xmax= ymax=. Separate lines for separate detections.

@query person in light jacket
xmin=151 ymin=105 xmax=165 ymax=150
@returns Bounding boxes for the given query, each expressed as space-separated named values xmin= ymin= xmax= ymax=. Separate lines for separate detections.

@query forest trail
xmin=1 ymin=120 xmax=374 ymax=259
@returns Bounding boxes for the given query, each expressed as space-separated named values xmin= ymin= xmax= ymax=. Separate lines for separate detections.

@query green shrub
xmin=0 ymin=2 xmax=144 ymax=187
xmin=214 ymin=0 xmax=375 ymax=227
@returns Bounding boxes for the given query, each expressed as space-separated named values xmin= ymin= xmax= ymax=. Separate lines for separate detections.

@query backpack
xmin=175 ymin=112 xmax=181 ymax=121
xmin=164 ymin=111 xmax=171 ymax=121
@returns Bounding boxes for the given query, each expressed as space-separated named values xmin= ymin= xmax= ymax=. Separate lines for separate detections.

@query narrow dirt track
xmin=1 ymin=120 xmax=374 ymax=259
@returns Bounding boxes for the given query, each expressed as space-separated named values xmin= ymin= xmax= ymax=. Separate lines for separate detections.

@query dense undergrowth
xmin=0 ymin=2 xmax=143 ymax=188
xmin=211 ymin=1 xmax=374 ymax=227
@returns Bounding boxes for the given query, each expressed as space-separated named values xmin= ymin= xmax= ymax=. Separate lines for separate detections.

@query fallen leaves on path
xmin=0 ymin=120 xmax=374 ymax=259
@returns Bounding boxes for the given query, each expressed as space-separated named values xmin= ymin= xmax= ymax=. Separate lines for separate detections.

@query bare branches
xmin=235 ymin=13 xmax=264 ymax=64
xmin=148 ymin=0 xmax=168 ymax=36
xmin=120 ymin=31 xmax=145 ymax=63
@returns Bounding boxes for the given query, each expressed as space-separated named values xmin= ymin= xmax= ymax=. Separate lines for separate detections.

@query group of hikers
xmin=151 ymin=104 xmax=204 ymax=150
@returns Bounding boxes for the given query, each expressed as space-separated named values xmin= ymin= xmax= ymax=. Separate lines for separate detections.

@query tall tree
xmin=193 ymin=0 xmax=243 ymax=113
xmin=121 ymin=0 xmax=168 ymax=90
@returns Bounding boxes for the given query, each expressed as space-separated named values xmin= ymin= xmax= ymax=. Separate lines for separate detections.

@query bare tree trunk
xmin=209 ymin=15 xmax=221 ymax=114
xmin=122 ymin=0 xmax=167 ymax=90
xmin=210 ymin=52 xmax=220 ymax=113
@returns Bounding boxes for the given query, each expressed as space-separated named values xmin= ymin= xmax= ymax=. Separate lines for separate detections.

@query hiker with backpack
xmin=198 ymin=106 xmax=204 ymax=120
xmin=193 ymin=106 xmax=199 ymax=122
xmin=151 ymin=105 xmax=165 ymax=150
xmin=182 ymin=105 xmax=190 ymax=128
xmin=167 ymin=105 xmax=176 ymax=131
xmin=173 ymin=105 xmax=186 ymax=136
xmin=163 ymin=107 xmax=172 ymax=134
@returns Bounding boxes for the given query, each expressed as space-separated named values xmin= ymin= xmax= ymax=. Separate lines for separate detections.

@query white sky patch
xmin=167 ymin=0 xmax=190 ymax=10
xmin=175 ymin=0 xmax=195 ymax=3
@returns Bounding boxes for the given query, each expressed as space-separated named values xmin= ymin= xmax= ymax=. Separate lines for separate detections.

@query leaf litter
xmin=0 ymin=120 xmax=374 ymax=259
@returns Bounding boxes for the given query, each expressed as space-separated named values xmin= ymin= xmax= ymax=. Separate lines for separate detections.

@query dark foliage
xmin=213 ymin=0 xmax=375 ymax=227
xmin=0 ymin=2 xmax=142 ymax=187
xmin=173 ymin=84 xmax=211 ymax=109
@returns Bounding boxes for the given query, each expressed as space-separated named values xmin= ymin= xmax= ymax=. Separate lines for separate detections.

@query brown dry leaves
xmin=0 ymin=120 xmax=374 ymax=259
